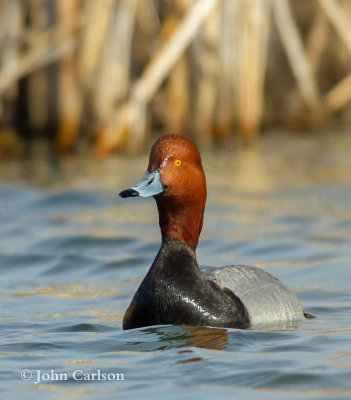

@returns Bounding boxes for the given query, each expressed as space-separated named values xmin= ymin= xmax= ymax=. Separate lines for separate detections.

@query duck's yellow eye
xmin=174 ymin=159 xmax=182 ymax=167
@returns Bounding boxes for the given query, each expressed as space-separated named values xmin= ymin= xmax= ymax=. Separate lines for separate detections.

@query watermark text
xmin=21 ymin=369 xmax=125 ymax=384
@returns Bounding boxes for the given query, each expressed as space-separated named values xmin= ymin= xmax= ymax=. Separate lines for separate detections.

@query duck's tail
xmin=303 ymin=311 xmax=316 ymax=319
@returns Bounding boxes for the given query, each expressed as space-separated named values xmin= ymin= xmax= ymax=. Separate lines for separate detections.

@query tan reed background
xmin=0 ymin=0 xmax=351 ymax=157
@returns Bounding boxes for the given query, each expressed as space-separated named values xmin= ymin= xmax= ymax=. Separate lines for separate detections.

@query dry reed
xmin=0 ymin=0 xmax=351 ymax=156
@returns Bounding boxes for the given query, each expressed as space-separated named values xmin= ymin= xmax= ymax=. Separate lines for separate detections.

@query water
xmin=1 ymin=133 xmax=351 ymax=399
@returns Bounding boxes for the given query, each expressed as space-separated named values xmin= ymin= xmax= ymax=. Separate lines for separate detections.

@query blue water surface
xmin=1 ymin=137 xmax=351 ymax=399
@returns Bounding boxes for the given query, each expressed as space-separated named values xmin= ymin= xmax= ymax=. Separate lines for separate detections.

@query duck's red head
xmin=120 ymin=134 xmax=207 ymax=248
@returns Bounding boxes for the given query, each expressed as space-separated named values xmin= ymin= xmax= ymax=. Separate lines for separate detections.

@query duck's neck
xmin=155 ymin=195 xmax=205 ymax=248
xmin=152 ymin=238 xmax=199 ymax=274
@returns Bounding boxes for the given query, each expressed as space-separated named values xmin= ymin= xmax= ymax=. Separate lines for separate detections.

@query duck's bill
xmin=119 ymin=169 xmax=166 ymax=198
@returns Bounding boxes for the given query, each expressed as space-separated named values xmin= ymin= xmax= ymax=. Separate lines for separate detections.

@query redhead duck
xmin=119 ymin=134 xmax=303 ymax=330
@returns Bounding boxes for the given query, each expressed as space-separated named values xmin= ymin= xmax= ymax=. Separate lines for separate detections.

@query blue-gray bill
xmin=119 ymin=169 xmax=166 ymax=198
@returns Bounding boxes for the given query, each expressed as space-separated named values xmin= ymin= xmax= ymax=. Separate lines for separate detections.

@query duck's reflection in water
xmin=136 ymin=319 xmax=303 ymax=352
xmin=139 ymin=325 xmax=229 ymax=351
xmin=185 ymin=326 xmax=229 ymax=350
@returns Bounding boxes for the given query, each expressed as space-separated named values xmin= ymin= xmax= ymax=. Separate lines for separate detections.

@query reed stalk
xmin=216 ymin=0 xmax=240 ymax=142
xmin=324 ymin=72 xmax=351 ymax=111
xmin=319 ymin=0 xmax=351 ymax=112
xmin=165 ymin=1 xmax=190 ymax=137
xmin=95 ymin=0 xmax=137 ymax=123
xmin=56 ymin=0 xmax=82 ymax=153
xmin=319 ymin=0 xmax=351 ymax=53
xmin=306 ymin=7 xmax=328 ymax=74
xmin=273 ymin=0 xmax=321 ymax=109
xmin=193 ymin=1 xmax=220 ymax=146
xmin=78 ymin=0 xmax=115 ymax=89
xmin=0 ymin=0 xmax=21 ymax=123
xmin=237 ymin=0 xmax=271 ymax=142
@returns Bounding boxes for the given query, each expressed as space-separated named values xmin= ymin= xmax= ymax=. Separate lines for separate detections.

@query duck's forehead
xmin=148 ymin=135 xmax=199 ymax=170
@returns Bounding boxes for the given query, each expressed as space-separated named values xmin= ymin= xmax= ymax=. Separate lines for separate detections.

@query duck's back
xmin=201 ymin=265 xmax=303 ymax=326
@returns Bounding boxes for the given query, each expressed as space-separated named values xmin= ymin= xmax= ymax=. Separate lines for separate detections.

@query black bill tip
xmin=119 ymin=188 xmax=139 ymax=198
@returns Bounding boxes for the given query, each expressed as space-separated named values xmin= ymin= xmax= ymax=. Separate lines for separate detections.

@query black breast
xmin=123 ymin=239 xmax=249 ymax=330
